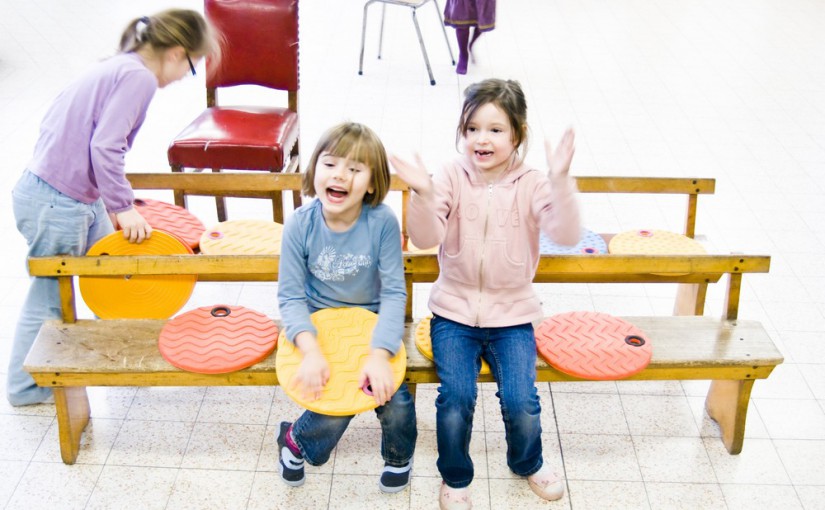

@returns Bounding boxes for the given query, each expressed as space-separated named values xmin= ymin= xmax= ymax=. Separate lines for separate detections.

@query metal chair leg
xmin=359 ymin=0 xmax=377 ymax=75
xmin=433 ymin=0 xmax=455 ymax=65
xmin=378 ymin=3 xmax=387 ymax=59
xmin=411 ymin=9 xmax=436 ymax=85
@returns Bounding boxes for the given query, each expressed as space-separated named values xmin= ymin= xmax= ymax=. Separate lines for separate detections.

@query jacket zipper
xmin=475 ymin=183 xmax=494 ymax=326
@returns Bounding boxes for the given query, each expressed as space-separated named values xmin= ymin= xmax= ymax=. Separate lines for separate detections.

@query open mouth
xmin=326 ymin=187 xmax=349 ymax=201
xmin=475 ymin=150 xmax=493 ymax=158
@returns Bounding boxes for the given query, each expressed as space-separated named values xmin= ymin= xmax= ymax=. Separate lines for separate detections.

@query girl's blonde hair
xmin=303 ymin=123 xmax=391 ymax=207
xmin=456 ymin=78 xmax=529 ymax=158
xmin=119 ymin=9 xmax=219 ymax=60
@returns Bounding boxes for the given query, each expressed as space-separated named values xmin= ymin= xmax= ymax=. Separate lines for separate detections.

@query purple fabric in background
xmin=444 ymin=0 xmax=497 ymax=31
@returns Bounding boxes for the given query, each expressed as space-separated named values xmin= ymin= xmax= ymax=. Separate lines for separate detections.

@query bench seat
xmin=26 ymin=315 xmax=781 ymax=463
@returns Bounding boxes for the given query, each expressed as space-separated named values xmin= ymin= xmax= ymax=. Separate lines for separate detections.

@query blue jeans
xmin=8 ymin=171 xmax=113 ymax=405
xmin=291 ymin=383 xmax=417 ymax=466
xmin=430 ymin=315 xmax=543 ymax=488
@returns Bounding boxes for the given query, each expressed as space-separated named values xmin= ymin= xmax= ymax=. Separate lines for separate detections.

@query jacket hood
xmin=455 ymin=154 xmax=534 ymax=186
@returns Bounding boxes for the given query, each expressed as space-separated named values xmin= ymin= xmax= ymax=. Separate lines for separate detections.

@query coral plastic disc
xmin=199 ymin=220 xmax=283 ymax=255
xmin=540 ymin=228 xmax=607 ymax=255
xmin=276 ymin=308 xmax=407 ymax=416
xmin=79 ymin=230 xmax=196 ymax=319
xmin=535 ymin=311 xmax=652 ymax=380
xmin=158 ymin=305 xmax=278 ymax=374
xmin=133 ymin=198 xmax=205 ymax=250
xmin=415 ymin=316 xmax=490 ymax=374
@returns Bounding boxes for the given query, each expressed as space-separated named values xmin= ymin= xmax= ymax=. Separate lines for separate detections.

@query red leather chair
xmin=168 ymin=0 xmax=300 ymax=223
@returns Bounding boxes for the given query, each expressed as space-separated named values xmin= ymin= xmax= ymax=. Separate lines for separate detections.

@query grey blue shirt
xmin=27 ymin=52 xmax=157 ymax=213
xmin=278 ymin=199 xmax=407 ymax=354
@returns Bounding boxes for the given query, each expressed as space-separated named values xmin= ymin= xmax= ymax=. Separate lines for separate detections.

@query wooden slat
xmin=574 ymin=177 xmax=715 ymax=194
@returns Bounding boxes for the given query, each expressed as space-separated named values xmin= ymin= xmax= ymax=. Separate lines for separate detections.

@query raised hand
xmin=390 ymin=153 xmax=434 ymax=198
xmin=545 ymin=128 xmax=575 ymax=178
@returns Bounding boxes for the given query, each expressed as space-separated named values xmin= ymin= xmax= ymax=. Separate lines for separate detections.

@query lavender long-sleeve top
xmin=27 ymin=52 xmax=157 ymax=213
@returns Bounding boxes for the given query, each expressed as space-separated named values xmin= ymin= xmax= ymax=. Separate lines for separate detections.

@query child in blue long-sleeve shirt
xmin=277 ymin=122 xmax=417 ymax=494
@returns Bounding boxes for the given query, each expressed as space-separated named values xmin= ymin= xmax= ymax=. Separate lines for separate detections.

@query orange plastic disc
xmin=133 ymin=198 xmax=205 ymax=250
xmin=415 ymin=317 xmax=490 ymax=374
xmin=276 ymin=308 xmax=407 ymax=416
xmin=535 ymin=311 xmax=652 ymax=380
xmin=79 ymin=230 xmax=196 ymax=319
xmin=199 ymin=220 xmax=284 ymax=255
xmin=158 ymin=305 xmax=278 ymax=374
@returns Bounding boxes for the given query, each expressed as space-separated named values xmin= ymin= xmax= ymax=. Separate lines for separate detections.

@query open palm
xmin=545 ymin=128 xmax=575 ymax=177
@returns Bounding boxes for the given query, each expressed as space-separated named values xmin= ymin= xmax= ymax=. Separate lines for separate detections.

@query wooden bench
xmin=25 ymin=251 xmax=780 ymax=465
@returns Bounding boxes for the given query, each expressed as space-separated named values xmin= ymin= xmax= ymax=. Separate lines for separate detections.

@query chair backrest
xmin=205 ymin=0 xmax=299 ymax=92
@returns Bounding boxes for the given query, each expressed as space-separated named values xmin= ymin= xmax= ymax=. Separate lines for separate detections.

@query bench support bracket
xmin=705 ymin=379 xmax=754 ymax=455
xmin=55 ymin=386 xmax=90 ymax=465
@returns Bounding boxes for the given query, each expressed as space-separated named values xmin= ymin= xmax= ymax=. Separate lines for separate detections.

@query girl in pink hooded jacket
xmin=392 ymin=78 xmax=580 ymax=509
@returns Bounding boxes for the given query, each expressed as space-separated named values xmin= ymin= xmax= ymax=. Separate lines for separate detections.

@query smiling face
xmin=463 ymin=102 xmax=518 ymax=178
xmin=313 ymin=152 xmax=375 ymax=230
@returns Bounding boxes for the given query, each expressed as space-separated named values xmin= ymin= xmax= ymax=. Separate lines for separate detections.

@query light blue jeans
xmin=430 ymin=315 xmax=544 ymax=488
xmin=7 ymin=170 xmax=113 ymax=406
xmin=291 ymin=383 xmax=417 ymax=466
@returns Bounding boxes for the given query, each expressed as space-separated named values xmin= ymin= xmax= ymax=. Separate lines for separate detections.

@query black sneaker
xmin=277 ymin=421 xmax=305 ymax=487
xmin=378 ymin=461 xmax=412 ymax=493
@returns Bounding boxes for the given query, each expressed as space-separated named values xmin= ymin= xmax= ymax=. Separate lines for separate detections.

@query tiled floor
xmin=1 ymin=0 xmax=825 ymax=508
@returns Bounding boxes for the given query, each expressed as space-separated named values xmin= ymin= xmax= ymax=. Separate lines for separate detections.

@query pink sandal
xmin=439 ymin=482 xmax=472 ymax=510
xmin=527 ymin=465 xmax=565 ymax=501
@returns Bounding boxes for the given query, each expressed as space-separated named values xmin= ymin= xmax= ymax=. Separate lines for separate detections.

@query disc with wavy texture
xmin=415 ymin=316 xmax=490 ymax=374
xmin=158 ymin=305 xmax=278 ymax=374
xmin=133 ymin=198 xmax=205 ymax=250
xmin=276 ymin=308 xmax=407 ymax=416
xmin=199 ymin=220 xmax=283 ymax=255
xmin=79 ymin=230 xmax=196 ymax=319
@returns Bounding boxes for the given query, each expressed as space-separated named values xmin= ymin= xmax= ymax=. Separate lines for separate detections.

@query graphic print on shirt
xmin=310 ymin=245 xmax=372 ymax=281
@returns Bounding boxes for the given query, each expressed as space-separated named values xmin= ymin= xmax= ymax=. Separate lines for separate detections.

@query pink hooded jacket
xmin=407 ymin=156 xmax=581 ymax=328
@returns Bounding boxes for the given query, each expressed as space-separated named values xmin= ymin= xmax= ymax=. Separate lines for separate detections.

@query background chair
xmin=167 ymin=0 xmax=300 ymax=224
xmin=358 ymin=0 xmax=454 ymax=86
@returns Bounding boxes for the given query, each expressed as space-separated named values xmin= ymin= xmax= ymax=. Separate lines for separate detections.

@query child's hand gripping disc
xmin=79 ymin=230 xmax=196 ymax=319
xmin=415 ymin=317 xmax=490 ymax=375
xmin=133 ymin=198 xmax=205 ymax=250
xmin=540 ymin=228 xmax=607 ymax=255
xmin=199 ymin=220 xmax=284 ymax=255
xmin=158 ymin=305 xmax=278 ymax=374
xmin=535 ymin=311 xmax=652 ymax=380
xmin=276 ymin=308 xmax=407 ymax=416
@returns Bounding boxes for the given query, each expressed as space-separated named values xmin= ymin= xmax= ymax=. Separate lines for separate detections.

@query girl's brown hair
xmin=119 ymin=9 xmax=219 ymax=59
xmin=303 ymin=123 xmax=391 ymax=207
xmin=456 ymin=78 xmax=529 ymax=157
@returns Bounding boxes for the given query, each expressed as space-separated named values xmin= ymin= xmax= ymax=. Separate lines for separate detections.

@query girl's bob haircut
xmin=303 ymin=122 xmax=391 ymax=207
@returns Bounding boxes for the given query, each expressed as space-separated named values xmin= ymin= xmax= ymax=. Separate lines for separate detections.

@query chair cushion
xmin=168 ymin=106 xmax=299 ymax=170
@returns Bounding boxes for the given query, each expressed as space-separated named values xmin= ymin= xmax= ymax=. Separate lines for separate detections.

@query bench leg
xmin=705 ymin=379 xmax=754 ymax=455
xmin=54 ymin=386 xmax=91 ymax=465
xmin=674 ymin=282 xmax=707 ymax=316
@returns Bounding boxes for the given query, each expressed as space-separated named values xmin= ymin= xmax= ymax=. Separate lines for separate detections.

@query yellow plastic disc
xmin=276 ymin=308 xmax=407 ymax=416
xmin=608 ymin=229 xmax=706 ymax=255
xmin=79 ymin=230 xmax=196 ymax=319
xmin=415 ymin=316 xmax=490 ymax=375
xmin=199 ymin=220 xmax=284 ymax=255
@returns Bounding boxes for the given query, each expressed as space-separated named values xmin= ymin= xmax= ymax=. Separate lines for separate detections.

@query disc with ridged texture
xmin=276 ymin=308 xmax=407 ymax=416
xmin=199 ymin=220 xmax=283 ymax=255
xmin=158 ymin=305 xmax=278 ymax=374
xmin=540 ymin=228 xmax=607 ymax=255
xmin=415 ymin=316 xmax=490 ymax=374
xmin=535 ymin=311 xmax=652 ymax=380
xmin=79 ymin=230 xmax=196 ymax=319
xmin=133 ymin=198 xmax=205 ymax=250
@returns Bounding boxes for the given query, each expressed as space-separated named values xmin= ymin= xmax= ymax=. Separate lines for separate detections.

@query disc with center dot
xmin=540 ymin=228 xmax=607 ymax=255
xmin=199 ymin=220 xmax=284 ymax=255
xmin=276 ymin=307 xmax=407 ymax=416
xmin=79 ymin=230 xmax=196 ymax=319
xmin=132 ymin=198 xmax=205 ymax=250
xmin=158 ymin=305 xmax=278 ymax=374
xmin=415 ymin=316 xmax=490 ymax=374
xmin=608 ymin=229 xmax=705 ymax=255
xmin=535 ymin=311 xmax=652 ymax=380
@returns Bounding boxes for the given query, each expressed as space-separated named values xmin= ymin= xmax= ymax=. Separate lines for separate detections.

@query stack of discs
xmin=276 ymin=307 xmax=407 ymax=416
xmin=79 ymin=230 xmax=196 ymax=319
xmin=540 ymin=228 xmax=607 ymax=255
xmin=535 ymin=311 xmax=652 ymax=380
xmin=199 ymin=220 xmax=284 ymax=255
xmin=133 ymin=198 xmax=205 ymax=250
xmin=415 ymin=316 xmax=490 ymax=374
xmin=158 ymin=305 xmax=279 ymax=374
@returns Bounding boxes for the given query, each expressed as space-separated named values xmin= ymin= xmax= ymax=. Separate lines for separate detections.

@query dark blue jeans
xmin=291 ymin=383 xmax=417 ymax=466
xmin=431 ymin=315 xmax=543 ymax=488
